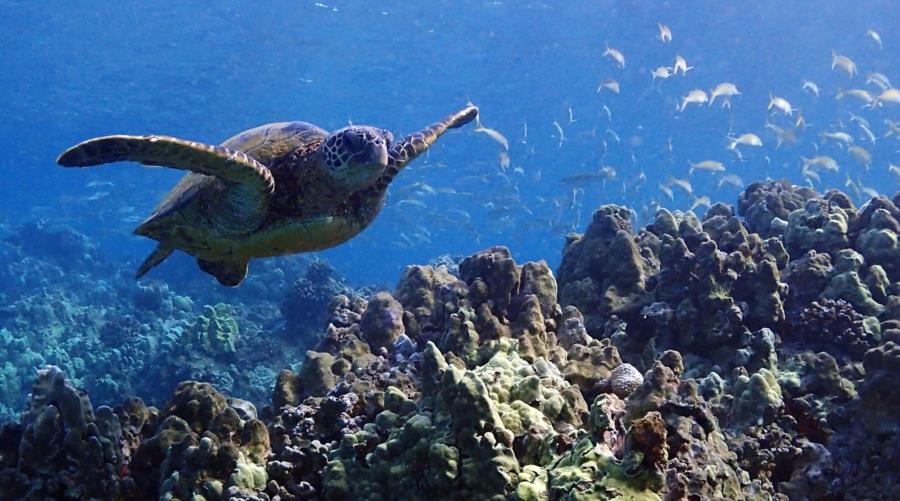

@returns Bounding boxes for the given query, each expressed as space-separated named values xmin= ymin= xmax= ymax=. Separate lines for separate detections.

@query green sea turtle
xmin=57 ymin=105 xmax=478 ymax=286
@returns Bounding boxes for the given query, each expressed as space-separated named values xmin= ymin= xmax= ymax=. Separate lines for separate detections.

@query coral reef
xmin=0 ymin=181 xmax=898 ymax=499
xmin=0 ymin=222 xmax=337 ymax=423
xmin=280 ymin=260 xmax=351 ymax=344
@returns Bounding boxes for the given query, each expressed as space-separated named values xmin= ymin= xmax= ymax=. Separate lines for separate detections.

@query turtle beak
xmin=343 ymin=129 xmax=388 ymax=168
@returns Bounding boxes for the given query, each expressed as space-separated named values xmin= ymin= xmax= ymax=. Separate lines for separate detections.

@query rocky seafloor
xmin=1 ymin=179 xmax=899 ymax=500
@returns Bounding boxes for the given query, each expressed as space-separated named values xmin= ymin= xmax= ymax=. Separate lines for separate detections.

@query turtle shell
xmin=136 ymin=121 xmax=327 ymax=234
xmin=221 ymin=121 xmax=327 ymax=165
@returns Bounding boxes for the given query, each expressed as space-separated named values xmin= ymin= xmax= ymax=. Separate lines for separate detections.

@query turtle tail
xmin=382 ymin=105 xmax=478 ymax=183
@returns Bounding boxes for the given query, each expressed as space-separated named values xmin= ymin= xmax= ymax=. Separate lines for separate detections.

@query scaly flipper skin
xmin=57 ymin=134 xmax=275 ymax=194
xmin=380 ymin=105 xmax=479 ymax=185
xmin=57 ymin=134 xmax=275 ymax=237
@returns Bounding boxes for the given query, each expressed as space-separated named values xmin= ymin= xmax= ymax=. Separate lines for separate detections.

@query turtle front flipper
xmin=58 ymin=134 xmax=275 ymax=234
xmin=58 ymin=134 xmax=275 ymax=193
xmin=383 ymin=105 xmax=479 ymax=181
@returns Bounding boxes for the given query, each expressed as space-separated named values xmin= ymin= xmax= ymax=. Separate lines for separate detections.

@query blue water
xmin=1 ymin=0 xmax=897 ymax=287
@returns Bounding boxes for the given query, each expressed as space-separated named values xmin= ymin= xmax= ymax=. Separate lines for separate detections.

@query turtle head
xmin=319 ymin=126 xmax=393 ymax=189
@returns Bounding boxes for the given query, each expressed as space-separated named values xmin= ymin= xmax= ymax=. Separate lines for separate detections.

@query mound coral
xmin=0 ymin=181 xmax=898 ymax=500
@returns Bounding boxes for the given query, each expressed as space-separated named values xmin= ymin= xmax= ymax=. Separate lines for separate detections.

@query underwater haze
xmin=1 ymin=1 xmax=900 ymax=499
xmin=2 ymin=0 xmax=896 ymax=285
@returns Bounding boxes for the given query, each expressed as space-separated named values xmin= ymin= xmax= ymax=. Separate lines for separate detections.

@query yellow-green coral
xmin=187 ymin=303 xmax=239 ymax=355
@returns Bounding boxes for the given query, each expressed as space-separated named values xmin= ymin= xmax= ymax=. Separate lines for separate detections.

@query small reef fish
xmin=867 ymin=29 xmax=883 ymax=48
xmin=603 ymin=45 xmax=625 ymax=68
xmin=560 ymin=167 xmax=616 ymax=187
xmin=396 ymin=198 xmax=428 ymax=209
xmin=848 ymin=145 xmax=871 ymax=168
xmin=858 ymin=123 xmax=877 ymax=144
xmin=668 ymin=177 xmax=693 ymax=194
xmin=765 ymin=121 xmax=796 ymax=148
xmin=597 ymin=78 xmax=620 ymax=94
xmin=861 ymin=186 xmax=880 ymax=199
xmin=657 ymin=23 xmax=672 ymax=43
xmin=651 ymin=66 xmax=673 ymax=80
xmin=658 ymin=183 xmax=674 ymax=200
xmin=688 ymin=160 xmax=725 ymax=174
xmin=820 ymin=131 xmax=854 ymax=145
xmin=802 ymin=164 xmax=821 ymax=183
xmin=727 ymin=133 xmax=763 ymax=150
xmin=679 ymin=89 xmax=708 ymax=111
xmin=605 ymin=129 xmax=621 ymax=144
xmin=396 ymin=181 xmax=436 ymax=196
xmin=86 ymin=180 xmax=114 ymax=189
xmin=884 ymin=119 xmax=900 ymax=138
xmin=802 ymin=155 xmax=839 ymax=172
xmin=473 ymin=119 xmax=509 ymax=151
xmin=866 ymin=72 xmax=891 ymax=91
xmin=568 ymin=107 xmax=577 ymax=124
xmin=768 ymin=94 xmax=793 ymax=115
xmin=673 ymin=54 xmax=693 ymax=76
xmin=552 ymin=120 xmax=565 ymax=148
xmin=845 ymin=175 xmax=862 ymax=200
xmin=873 ymin=88 xmax=900 ymax=107
xmin=86 ymin=191 xmax=110 ymax=201
xmin=831 ymin=49 xmax=857 ymax=77
xmin=836 ymin=88 xmax=875 ymax=106
xmin=802 ymin=80 xmax=820 ymax=97
xmin=889 ymin=163 xmax=900 ymax=178
xmin=602 ymin=104 xmax=613 ymax=122
xmin=690 ymin=195 xmax=711 ymax=211
xmin=498 ymin=151 xmax=511 ymax=171
xmin=709 ymin=83 xmax=740 ymax=107
xmin=849 ymin=113 xmax=870 ymax=127
xmin=717 ymin=173 xmax=745 ymax=189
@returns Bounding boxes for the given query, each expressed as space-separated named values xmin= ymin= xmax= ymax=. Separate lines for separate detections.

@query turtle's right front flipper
xmin=57 ymin=135 xmax=275 ymax=194
xmin=385 ymin=105 xmax=479 ymax=177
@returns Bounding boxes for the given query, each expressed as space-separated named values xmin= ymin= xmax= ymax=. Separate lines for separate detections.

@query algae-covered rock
xmin=360 ymin=291 xmax=406 ymax=350
xmin=784 ymin=198 xmax=850 ymax=256
xmin=1 ymin=182 xmax=898 ymax=501
xmin=272 ymin=351 xmax=338 ymax=409
xmin=395 ymin=263 xmax=468 ymax=337
xmin=548 ymin=435 xmax=661 ymax=500
xmin=0 ymin=366 xmax=123 ymax=500
xmin=731 ymin=368 xmax=783 ymax=427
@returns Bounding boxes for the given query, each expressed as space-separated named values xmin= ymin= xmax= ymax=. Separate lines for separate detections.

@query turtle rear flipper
xmin=57 ymin=134 xmax=275 ymax=234
xmin=135 ymin=244 xmax=174 ymax=279
xmin=197 ymin=257 xmax=249 ymax=287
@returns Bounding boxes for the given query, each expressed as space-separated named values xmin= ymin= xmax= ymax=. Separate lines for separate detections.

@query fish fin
xmin=197 ymin=258 xmax=249 ymax=287
xmin=135 ymin=244 xmax=174 ymax=279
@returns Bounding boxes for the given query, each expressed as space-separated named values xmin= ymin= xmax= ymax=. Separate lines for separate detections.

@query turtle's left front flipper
xmin=58 ymin=135 xmax=274 ymax=235
xmin=384 ymin=105 xmax=479 ymax=178
xmin=57 ymin=134 xmax=274 ymax=193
